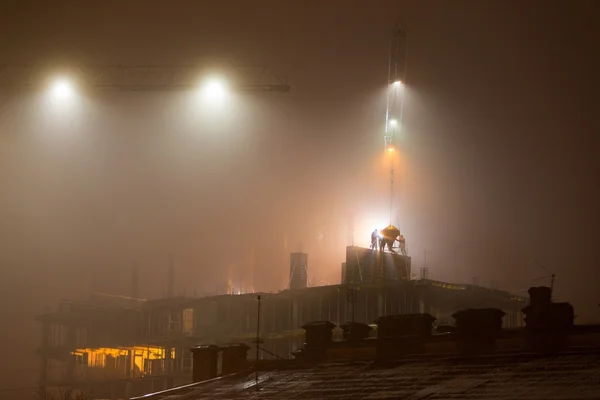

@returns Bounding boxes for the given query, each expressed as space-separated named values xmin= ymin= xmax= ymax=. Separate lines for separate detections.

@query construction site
xmin=22 ymin=24 xmax=536 ymax=399
xmin=36 ymin=247 xmax=528 ymax=398
xmin=12 ymin=20 xmax=585 ymax=400
xmin=124 ymin=284 xmax=600 ymax=400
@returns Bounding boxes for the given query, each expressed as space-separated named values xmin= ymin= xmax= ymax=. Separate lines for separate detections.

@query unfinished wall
xmin=344 ymin=246 xmax=411 ymax=283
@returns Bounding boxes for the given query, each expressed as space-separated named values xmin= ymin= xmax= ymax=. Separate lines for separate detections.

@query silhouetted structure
xmin=343 ymin=246 xmax=411 ymax=283
xmin=289 ymin=252 xmax=308 ymax=289
xmin=128 ymin=286 xmax=600 ymax=400
xmin=35 ymin=278 xmax=526 ymax=398
xmin=522 ymin=286 xmax=575 ymax=353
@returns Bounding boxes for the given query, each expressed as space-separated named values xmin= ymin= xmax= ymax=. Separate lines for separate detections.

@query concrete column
xmin=126 ymin=350 xmax=132 ymax=379
xmin=292 ymin=298 xmax=298 ymax=328
xmin=66 ymin=325 xmax=76 ymax=347
xmin=41 ymin=322 xmax=50 ymax=346
xmin=165 ymin=346 xmax=172 ymax=388
xmin=38 ymin=357 xmax=48 ymax=385
xmin=67 ymin=355 xmax=76 ymax=382
xmin=38 ymin=322 xmax=50 ymax=384
xmin=125 ymin=381 xmax=133 ymax=399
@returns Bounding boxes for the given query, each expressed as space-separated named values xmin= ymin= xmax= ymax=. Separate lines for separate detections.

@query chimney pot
xmin=452 ymin=308 xmax=505 ymax=355
xmin=220 ymin=343 xmax=250 ymax=374
xmin=189 ymin=345 xmax=219 ymax=382
xmin=301 ymin=321 xmax=337 ymax=347
xmin=522 ymin=287 xmax=574 ymax=353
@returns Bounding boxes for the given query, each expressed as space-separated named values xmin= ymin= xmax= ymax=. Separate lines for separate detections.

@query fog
xmin=0 ymin=0 xmax=598 ymax=397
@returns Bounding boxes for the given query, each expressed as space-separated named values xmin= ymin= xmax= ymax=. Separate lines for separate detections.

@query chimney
xmin=376 ymin=314 xmax=436 ymax=359
xmin=302 ymin=321 xmax=336 ymax=347
xmin=522 ymin=286 xmax=574 ymax=353
xmin=220 ymin=344 xmax=250 ymax=374
xmin=189 ymin=345 xmax=219 ymax=382
xmin=452 ymin=308 xmax=505 ymax=355
xmin=522 ymin=286 xmax=574 ymax=331
xmin=294 ymin=321 xmax=336 ymax=360
xmin=528 ymin=286 xmax=552 ymax=308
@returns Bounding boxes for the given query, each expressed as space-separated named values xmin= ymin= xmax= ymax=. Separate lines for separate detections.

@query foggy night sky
xmin=0 ymin=0 xmax=598 ymax=396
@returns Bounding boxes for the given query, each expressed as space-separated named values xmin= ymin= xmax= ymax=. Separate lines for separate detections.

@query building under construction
xmin=36 ymin=245 xmax=527 ymax=398
xmin=128 ymin=285 xmax=598 ymax=400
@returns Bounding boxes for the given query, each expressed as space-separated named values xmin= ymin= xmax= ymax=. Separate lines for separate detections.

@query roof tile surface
xmin=146 ymin=353 xmax=600 ymax=400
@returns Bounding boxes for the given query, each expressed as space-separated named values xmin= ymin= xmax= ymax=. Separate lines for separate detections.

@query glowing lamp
xmin=50 ymin=77 xmax=75 ymax=99
xmin=201 ymin=77 xmax=228 ymax=101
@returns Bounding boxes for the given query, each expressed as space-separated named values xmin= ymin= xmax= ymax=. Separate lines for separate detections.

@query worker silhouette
xmin=399 ymin=234 xmax=407 ymax=256
xmin=370 ymin=229 xmax=379 ymax=250
xmin=379 ymin=236 xmax=386 ymax=252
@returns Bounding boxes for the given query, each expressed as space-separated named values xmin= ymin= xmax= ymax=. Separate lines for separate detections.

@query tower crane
xmin=379 ymin=25 xmax=408 ymax=255
xmin=0 ymin=63 xmax=289 ymax=92
xmin=384 ymin=25 xmax=408 ymax=220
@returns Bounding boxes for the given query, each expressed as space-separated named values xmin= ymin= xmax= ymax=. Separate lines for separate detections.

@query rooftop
xmin=134 ymin=350 xmax=600 ymax=400
xmin=127 ymin=286 xmax=597 ymax=400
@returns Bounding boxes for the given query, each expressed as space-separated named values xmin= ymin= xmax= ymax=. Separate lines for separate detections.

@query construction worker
xmin=370 ymin=229 xmax=379 ymax=250
xmin=379 ymin=236 xmax=386 ymax=252
xmin=399 ymin=234 xmax=407 ymax=256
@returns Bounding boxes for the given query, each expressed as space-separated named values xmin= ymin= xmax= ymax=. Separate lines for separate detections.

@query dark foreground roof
xmin=135 ymin=351 xmax=600 ymax=400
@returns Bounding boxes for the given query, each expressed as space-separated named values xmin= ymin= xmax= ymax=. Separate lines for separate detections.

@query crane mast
xmin=384 ymin=26 xmax=408 ymax=225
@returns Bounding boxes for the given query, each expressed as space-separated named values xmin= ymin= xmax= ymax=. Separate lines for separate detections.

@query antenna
xmin=254 ymin=294 xmax=262 ymax=390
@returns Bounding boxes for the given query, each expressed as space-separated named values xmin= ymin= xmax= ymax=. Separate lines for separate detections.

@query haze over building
xmin=0 ymin=1 xmax=598 ymax=399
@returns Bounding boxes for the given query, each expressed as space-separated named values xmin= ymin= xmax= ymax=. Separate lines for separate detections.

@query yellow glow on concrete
xmin=72 ymin=345 xmax=175 ymax=376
